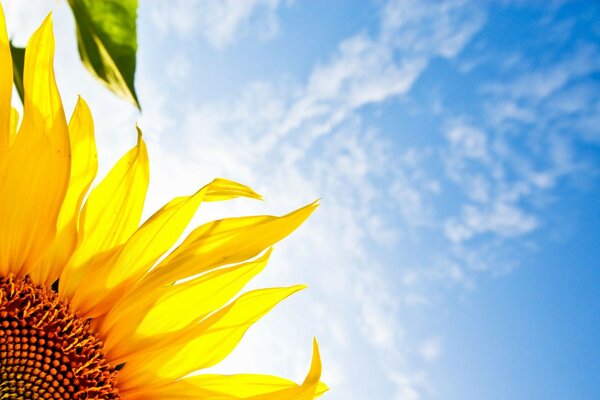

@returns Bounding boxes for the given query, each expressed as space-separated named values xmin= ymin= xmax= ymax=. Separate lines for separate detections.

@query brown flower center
xmin=0 ymin=274 xmax=119 ymax=399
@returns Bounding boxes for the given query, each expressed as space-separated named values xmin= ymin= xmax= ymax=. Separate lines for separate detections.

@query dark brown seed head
xmin=0 ymin=274 xmax=119 ymax=399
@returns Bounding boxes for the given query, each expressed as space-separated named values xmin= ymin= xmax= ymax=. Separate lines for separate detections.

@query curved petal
xmin=120 ymin=339 xmax=326 ymax=400
xmin=203 ymin=178 xmax=262 ymax=201
xmin=106 ymin=178 xmax=261 ymax=289
xmin=138 ymin=201 xmax=319 ymax=291
xmin=60 ymin=130 xmax=148 ymax=300
xmin=102 ymin=250 xmax=272 ymax=360
xmin=32 ymin=97 xmax=97 ymax=284
xmin=118 ymin=285 xmax=305 ymax=390
xmin=68 ymin=178 xmax=261 ymax=318
xmin=0 ymin=15 xmax=70 ymax=276
xmin=186 ymin=339 xmax=327 ymax=399
xmin=0 ymin=5 xmax=12 ymax=155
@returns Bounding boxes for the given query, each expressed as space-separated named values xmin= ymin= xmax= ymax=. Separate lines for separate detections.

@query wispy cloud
xmin=430 ymin=6 xmax=600 ymax=291
xmin=161 ymin=1 xmax=486 ymax=397
xmin=149 ymin=0 xmax=285 ymax=48
xmin=419 ymin=337 xmax=443 ymax=363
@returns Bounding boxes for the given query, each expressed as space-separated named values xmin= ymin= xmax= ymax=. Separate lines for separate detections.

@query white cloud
xmin=484 ymin=44 xmax=600 ymax=102
xmin=163 ymin=2 xmax=487 ymax=398
xmin=481 ymin=43 xmax=600 ymax=153
xmin=149 ymin=0 xmax=285 ymax=48
xmin=419 ymin=337 xmax=443 ymax=362
xmin=446 ymin=122 xmax=489 ymax=162
xmin=165 ymin=54 xmax=191 ymax=84
xmin=445 ymin=201 xmax=538 ymax=243
xmin=442 ymin=122 xmax=542 ymax=245
xmin=382 ymin=0 xmax=485 ymax=58
xmin=390 ymin=371 xmax=432 ymax=400
xmin=437 ymin=37 xmax=600 ymax=257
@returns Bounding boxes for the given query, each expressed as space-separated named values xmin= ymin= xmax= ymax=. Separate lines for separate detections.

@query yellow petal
xmin=31 ymin=97 xmax=97 ymax=284
xmin=60 ymin=129 xmax=148 ymax=299
xmin=117 ymin=379 xmax=217 ymax=400
xmin=118 ymin=285 xmax=305 ymax=390
xmin=102 ymin=250 xmax=272 ymax=360
xmin=139 ymin=201 xmax=319 ymax=291
xmin=61 ymin=98 xmax=98 ymax=234
xmin=67 ymin=178 xmax=262 ymax=318
xmin=0 ymin=15 xmax=70 ymax=276
xmin=303 ymin=338 xmax=323 ymax=387
xmin=137 ymin=249 xmax=272 ymax=335
xmin=122 ymin=339 xmax=327 ymax=400
xmin=0 ymin=5 xmax=12 ymax=155
xmin=106 ymin=178 xmax=262 ymax=288
xmin=203 ymin=178 xmax=262 ymax=201
xmin=8 ymin=107 xmax=18 ymax=147
xmin=79 ymin=128 xmax=148 ymax=252
xmin=187 ymin=374 xmax=302 ymax=396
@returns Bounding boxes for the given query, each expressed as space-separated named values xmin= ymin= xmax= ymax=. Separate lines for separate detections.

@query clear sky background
xmin=5 ymin=1 xmax=600 ymax=399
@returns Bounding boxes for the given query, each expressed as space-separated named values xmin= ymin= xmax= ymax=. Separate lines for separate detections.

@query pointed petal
xmin=102 ymin=250 xmax=272 ymax=359
xmin=137 ymin=249 xmax=272 ymax=336
xmin=61 ymin=98 xmax=98 ymax=232
xmin=185 ymin=375 xmax=312 ymax=398
xmin=60 ymin=131 xmax=148 ymax=299
xmin=139 ymin=201 xmax=319 ymax=290
xmin=118 ymin=286 xmax=305 ymax=390
xmin=79 ymin=129 xmax=148 ymax=252
xmin=120 ymin=339 xmax=326 ymax=400
xmin=32 ymin=97 xmax=97 ymax=284
xmin=66 ymin=178 xmax=262 ymax=318
xmin=203 ymin=178 xmax=262 ymax=201
xmin=0 ymin=5 xmax=12 ymax=155
xmin=106 ymin=178 xmax=262 ymax=289
xmin=0 ymin=15 xmax=70 ymax=275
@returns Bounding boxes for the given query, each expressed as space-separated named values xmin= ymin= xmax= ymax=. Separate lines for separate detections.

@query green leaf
xmin=67 ymin=0 xmax=140 ymax=109
xmin=9 ymin=41 xmax=25 ymax=104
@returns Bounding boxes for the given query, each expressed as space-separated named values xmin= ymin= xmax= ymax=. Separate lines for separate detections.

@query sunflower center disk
xmin=0 ymin=274 xmax=119 ymax=400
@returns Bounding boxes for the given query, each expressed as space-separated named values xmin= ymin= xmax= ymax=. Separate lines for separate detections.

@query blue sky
xmin=5 ymin=1 xmax=600 ymax=399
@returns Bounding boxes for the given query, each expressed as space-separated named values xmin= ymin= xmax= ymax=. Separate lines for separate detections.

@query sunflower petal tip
xmin=295 ymin=283 xmax=309 ymax=292
xmin=316 ymin=381 xmax=330 ymax=397
xmin=311 ymin=337 xmax=321 ymax=360
xmin=302 ymin=336 xmax=323 ymax=387
xmin=280 ymin=284 xmax=308 ymax=298
xmin=205 ymin=178 xmax=264 ymax=202
xmin=75 ymin=95 xmax=88 ymax=108
xmin=134 ymin=125 xmax=148 ymax=152
xmin=40 ymin=12 xmax=54 ymax=32
xmin=298 ymin=200 xmax=320 ymax=218
xmin=27 ymin=11 xmax=55 ymax=51
xmin=250 ymin=189 xmax=264 ymax=201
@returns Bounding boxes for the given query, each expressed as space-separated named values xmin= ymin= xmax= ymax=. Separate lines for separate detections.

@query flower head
xmin=0 ymin=8 xmax=326 ymax=399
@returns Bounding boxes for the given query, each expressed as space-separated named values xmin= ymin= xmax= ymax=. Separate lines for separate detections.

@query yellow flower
xmin=0 ymin=9 xmax=327 ymax=400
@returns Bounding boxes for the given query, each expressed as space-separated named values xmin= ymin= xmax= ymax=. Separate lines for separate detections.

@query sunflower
xmin=0 ymin=8 xmax=327 ymax=400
